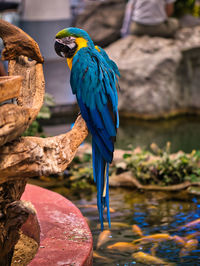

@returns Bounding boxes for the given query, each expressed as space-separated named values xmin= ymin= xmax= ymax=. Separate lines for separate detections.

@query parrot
xmin=54 ymin=27 xmax=119 ymax=230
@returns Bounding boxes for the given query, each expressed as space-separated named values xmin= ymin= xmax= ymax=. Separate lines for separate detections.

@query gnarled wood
xmin=110 ymin=171 xmax=200 ymax=192
xmin=0 ymin=19 xmax=45 ymax=147
xmin=0 ymin=115 xmax=88 ymax=182
xmin=0 ymin=104 xmax=31 ymax=149
xmin=0 ymin=199 xmax=35 ymax=266
xmin=0 ymin=55 xmax=45 ymax=147
xmin=0 ymin=19 xmax=88 ymax=265
xmin=0 ymin=76 xmax=22 ymax=102
xmin=0 ymin=19 xmax=45 ymax=148
xmin=0 ymin=19 xmax=43 ymax=63
xmin=8 ymin=56 xmax=45 ymax=116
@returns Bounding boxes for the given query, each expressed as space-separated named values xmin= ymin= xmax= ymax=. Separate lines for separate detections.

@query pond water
xmin=117 ymin=115 xmax=200 ymax=153
xmin=43 ymin=113 xmax=200 ymax=265
xmin=70 ymin=188 xmax=200 ymax=266
xmin=44 ymin=114 xmax=200 ymax=153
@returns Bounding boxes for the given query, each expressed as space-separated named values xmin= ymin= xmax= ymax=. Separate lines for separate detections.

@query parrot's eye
xmin=58 ymin=36 xmax=76 ymax=45
xmin=66 ymin=36 xmax=75 ymax=41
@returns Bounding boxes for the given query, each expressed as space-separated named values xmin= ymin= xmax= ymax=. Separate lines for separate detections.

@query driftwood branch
xmin=0 ymin=76 xmax=22 ymax=102
xmin=0 ymin=19 xmax=45 ymax=148
xmin=0 ymin=200 xmax=34 ymax=266
xmin=0 ymin=56 xmax=45 ymax=147
xmin=0 ymin=19 xmax=43 ymax=63
xmin=0 ymin=19 xmax=88 ymax=265
xmin=110 ymin=171 xmax=200 ymax=191
xmin=0 ymin=115 xmax=88 ymax=182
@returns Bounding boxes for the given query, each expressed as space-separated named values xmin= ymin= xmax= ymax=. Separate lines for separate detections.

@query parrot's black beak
xmin=54 ymin=38 xmax=77 ymax=58
xmin=54 ymin=40 xmax=70 ymax=58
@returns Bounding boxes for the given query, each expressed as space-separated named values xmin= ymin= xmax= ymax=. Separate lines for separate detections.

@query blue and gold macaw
xmin=54 ymin=27 xmax=119 ymax=230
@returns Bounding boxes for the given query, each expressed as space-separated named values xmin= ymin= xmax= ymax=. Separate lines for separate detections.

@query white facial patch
xmin=56 ymin=37 xmax=76 ymax=49
xmin=67 ymin=42 xmax=76 ymax=49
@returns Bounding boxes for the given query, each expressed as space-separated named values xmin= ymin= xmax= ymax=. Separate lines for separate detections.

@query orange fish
xmin=184 ymin=232 xmax=200 ymax=240
xmin=172 ymin=235 xmax=185 ymax=247
xmin=93 ymin=251 xmax=113 ymax=263
xmin=184 ymin=239 xmax=198 ymax=251
xmin=132 ymin=234 xmax=172 ymax=244
xmin=96 ymin=230 xmax=111 ymax=249
xmin=132 ymin=251 xmax=174 ymax=265
xmin=132 ymin=224 xmax=143 ymax=237
xmin=179 ymin=239 xmax=199 ymax=257
xmin=97 ymin=222 xmax=130 ymax=230
xmin=181 ymin=218 xmax=200 ymax=229
xmin=107 ymin=242 xmax=139 ymax=252
xmin=150 ymin=243 xmax=159 ymax=256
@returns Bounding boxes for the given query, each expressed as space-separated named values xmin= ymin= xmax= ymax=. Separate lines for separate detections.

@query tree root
xmin=110 ymin=171 xmax=200 ymax=192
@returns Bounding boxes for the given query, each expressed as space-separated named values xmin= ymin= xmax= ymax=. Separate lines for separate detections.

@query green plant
xmin=122 ymin=143 xmax=200 ymax=186
xmin=174 ymin=0 xmax=197 ymax=17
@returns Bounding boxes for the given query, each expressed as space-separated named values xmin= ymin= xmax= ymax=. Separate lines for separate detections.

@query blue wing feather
xmin=96 ymin=45 xmax=120 ymax=78
xmin=78 ymin=97 xmax=113 ymax=163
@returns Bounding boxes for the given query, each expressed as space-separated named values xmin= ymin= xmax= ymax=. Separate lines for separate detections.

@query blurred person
xmin=121 ymin=0 xmax=179 ymax=38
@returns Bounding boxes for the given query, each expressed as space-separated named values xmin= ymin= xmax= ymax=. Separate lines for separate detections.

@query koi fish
xmin=132 ymin=224 xmax=143 ymax=237
xmin=132 ymin=234 xmax=172 ymax=244
xmin=96 ymin=230 xmax=111 ymax=249
xmin=93 ymin=251 xmax=113 ymax=263
xmin=179 ymin=239 xmax=199 ymax=257
xmin=132 ymin=251 xmax=174 ymax=265
xmin=107 ymin=242 xmax=139 ymax=252
xmin=172 ymin=235 xmax=185 ymax=247
xmin=97 ymin=222 xmax=131 ymax=230
xmin=184 ymin=239 xmax=198 ymax=251
xmin=184 ymin=232 xmax=200 ymax=240
xmin=180 ymin=218 xmax=200 ymax=229
xmin=150 ymin=243 xmax=159 ymax=256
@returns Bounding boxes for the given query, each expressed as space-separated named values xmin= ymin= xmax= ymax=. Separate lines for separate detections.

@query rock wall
xmin=74 ymin=0 xmax=126 ymax=47
xmin=106 ymin=26 xmax=200 ymax=119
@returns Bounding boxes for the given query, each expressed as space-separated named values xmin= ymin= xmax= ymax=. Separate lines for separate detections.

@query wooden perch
xmin=0 ymin=115 xmax=88 ymax=182
xmin=0 ymin=19 xmax=88 ymax=265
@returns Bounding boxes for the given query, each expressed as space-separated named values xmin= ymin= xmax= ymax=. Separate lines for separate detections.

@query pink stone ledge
xmin=21 ymin=184 xmax=93 ymax=266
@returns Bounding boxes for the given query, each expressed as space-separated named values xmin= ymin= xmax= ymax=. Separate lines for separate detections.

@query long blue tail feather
xmin=105 ymin=163 xmax=111 ymax=228
xmin=92 ymin=139 xmax=111 ymax=230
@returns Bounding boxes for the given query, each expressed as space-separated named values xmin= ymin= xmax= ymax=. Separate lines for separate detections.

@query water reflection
xmin=44 ymin=115 xmax=200 ymax=154
xmin=117 ymin=115 xmax=200 ymax=153
xmin=71 ymin=188 xmax=200 ymax=265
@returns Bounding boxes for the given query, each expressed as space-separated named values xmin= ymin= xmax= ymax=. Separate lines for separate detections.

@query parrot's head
xmin=54 ymin=27 xmax=94 ymax=58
